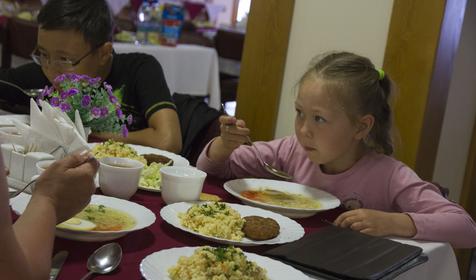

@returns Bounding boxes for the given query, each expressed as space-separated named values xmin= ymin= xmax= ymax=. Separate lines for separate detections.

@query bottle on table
xmin=136 ymin=0 xmax=162 ymax=44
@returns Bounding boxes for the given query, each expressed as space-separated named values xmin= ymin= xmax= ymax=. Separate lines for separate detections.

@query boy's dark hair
xmin=37 ymin=0 xmax=113 ymax=48
xmin=300 ymin=51 xmax=395 ymax=155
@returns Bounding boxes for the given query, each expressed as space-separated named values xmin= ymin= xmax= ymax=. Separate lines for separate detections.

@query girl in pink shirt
xmin=197 ymin=51 xmax=476 ymax=248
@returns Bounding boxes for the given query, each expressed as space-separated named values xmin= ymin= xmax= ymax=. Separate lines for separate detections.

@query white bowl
xmin=160 ymin=166 xmax=207 ymax=204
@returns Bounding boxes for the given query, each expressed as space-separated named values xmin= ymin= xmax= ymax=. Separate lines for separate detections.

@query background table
xmin=113 ymin=42 xmax=221 ymax=110
xmin=11 ymin=177 xmax=460 ymax=280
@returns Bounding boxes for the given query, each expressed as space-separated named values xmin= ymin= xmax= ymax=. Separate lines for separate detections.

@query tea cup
xmin=160 ymin=166 xmax=207 ymax=204
xmin=98 ymin=157 xmax=144 ymax=200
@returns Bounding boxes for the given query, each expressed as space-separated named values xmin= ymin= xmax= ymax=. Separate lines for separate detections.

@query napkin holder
xmin=264 ymin=225 xmax=428 ymax=280
xmin=1 ymin=144 xmax=54 ymax=191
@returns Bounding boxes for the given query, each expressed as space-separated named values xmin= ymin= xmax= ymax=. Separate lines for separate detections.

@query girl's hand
xmin=218 ymin=115 xmax=250 ymax=151
xmin=207 ymin=115 xmax=250 ymax=161
xmin=334 ymin=208 xmax=417 ymax=237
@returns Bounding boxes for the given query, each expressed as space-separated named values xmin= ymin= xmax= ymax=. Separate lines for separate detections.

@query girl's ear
xmin=355 ymin=114 xmax=374 ymax=140
xmin=98 ymin=42 xmax=113 ymax=66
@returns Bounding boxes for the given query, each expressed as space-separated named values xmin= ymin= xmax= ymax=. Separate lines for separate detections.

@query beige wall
xmin=275 ymin=0 xmax=394 ymax=137
xmin=433 ymin=0 xmax=476 ymax=202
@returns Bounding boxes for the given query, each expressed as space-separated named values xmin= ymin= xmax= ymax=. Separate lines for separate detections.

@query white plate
xmin=10 ymin=194 xmax=156 ymax=242
xmin=89 ymin=142 xmax=190 ymax=192
xmin=140 ymin=246 xmax=309 ymax=280
xmin=224 ymin=178 xmax=340 ymax=218
xmin=0 ymin=114 xmax=29 ymax=127
xmin=160 ymin=202 xmax=304 ymax=246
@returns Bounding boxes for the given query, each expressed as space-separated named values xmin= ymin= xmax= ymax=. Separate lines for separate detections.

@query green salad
xmin=139 ymin=162 xmax=167 ymax=189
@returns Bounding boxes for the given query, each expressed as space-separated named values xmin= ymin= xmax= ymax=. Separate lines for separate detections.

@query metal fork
xmin=9 ymin=179 xmax=37 ymax=198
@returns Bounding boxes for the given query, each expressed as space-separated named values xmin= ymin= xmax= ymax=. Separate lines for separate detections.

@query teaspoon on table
xmin=0 ymin=79 xmax=43 ymax=97
xmin=79 ymin=243 xmax=122 ymax=280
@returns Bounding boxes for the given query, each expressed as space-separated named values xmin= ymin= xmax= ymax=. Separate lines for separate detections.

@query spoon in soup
xmin=79 ymin=243 xmax=122 ymax=280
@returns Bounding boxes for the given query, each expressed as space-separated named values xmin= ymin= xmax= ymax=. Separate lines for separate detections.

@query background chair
xmin=1 ymin=17 xmax=38 ymax=69
xmin=174 ymin=93 xmax=222 ymax=166
xmin=214 ymin=28 xmax=245 ymax=104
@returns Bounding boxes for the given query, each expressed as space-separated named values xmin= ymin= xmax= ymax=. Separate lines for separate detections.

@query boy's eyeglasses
xmin=31 ymin=44 xmax=103 ymax=71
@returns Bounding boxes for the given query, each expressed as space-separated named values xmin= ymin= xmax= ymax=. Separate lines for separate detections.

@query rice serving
xmin=179 ymin=202 xmax=245 ymax=241
xmin=168 ymin=246 xmax=268 ymax=280
xmin=92 ymin=140 xmax=146 ymax=164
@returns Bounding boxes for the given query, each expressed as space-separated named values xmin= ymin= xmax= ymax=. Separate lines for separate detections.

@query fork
xmin=9 ymin=179 xmax=37 ymax=198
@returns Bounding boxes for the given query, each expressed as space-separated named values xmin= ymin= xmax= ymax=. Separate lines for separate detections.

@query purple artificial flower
xmin=109 ymin=94 xmax=118 ymax=104
xmin=67 ymin=88 xmax=79 ymax=96
xmin=127 ymin=114 xmax=133 ymax=125
xmin=88 ymin=77 xmax=101 ymax=86
xmin=50 ymin=97 xmax=60 ymax=107
xmin=91 ymin=107 xmax=102 ymax=118
xmin=116 ymin=108 xmax=124 ymax=119
xmin=60 ymin=91 xmax=69 ymax=100
xmin=59 ymin=102 xmax=72 ymax=112
xmin=121 ymin=124 xmax=128 ymax=138
xmin=81 ymin=95 xmax=91 ymax=107
xmin=100 ymin=107 xmax=109 ymax=117
xmin=54 ymin=74 xmax=66 ymax=84
xmin=69 ymin=73 xmax=81 ymax=82
xmin=103 ymin=82 xmax=113 ymax=95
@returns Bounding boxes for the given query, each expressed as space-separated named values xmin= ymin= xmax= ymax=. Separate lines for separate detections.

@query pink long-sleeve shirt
xmin=197 ymin=135 xmax=476 ymax=248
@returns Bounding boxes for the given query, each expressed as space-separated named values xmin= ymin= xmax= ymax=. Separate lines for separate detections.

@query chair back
xmin=174 ymin=93 xmax=222 ymax=165
xmin=1 ymin=17 xmax=38 ymax=68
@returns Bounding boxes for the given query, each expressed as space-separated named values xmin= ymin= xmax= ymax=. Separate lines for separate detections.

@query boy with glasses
xmin=0 ymin=0 xmax=182 ymax=153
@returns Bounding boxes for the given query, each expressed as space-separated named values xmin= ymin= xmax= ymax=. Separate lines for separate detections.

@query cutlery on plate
xmin=49 ymin=250 xmax=68 ymax=280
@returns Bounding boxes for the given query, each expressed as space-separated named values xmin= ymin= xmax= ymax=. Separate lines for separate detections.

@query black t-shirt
xmin=0 ymin=52 xmax=176 ymax=131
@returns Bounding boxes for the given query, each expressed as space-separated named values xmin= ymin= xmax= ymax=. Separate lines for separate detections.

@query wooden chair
xmin=1 ymin=17 xmax=38 ymax=69
xmin=214 ymin=28 xmax=245 ymax=103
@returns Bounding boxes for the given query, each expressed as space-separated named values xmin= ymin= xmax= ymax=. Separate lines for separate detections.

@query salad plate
xmin=89 ymin=142 xmax=189 ymax=192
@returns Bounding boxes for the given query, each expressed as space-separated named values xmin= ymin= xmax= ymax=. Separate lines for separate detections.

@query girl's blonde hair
xmin=300 ymin=51 xmax=394 ymax=155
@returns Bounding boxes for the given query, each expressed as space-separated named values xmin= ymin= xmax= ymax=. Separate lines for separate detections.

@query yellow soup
xmin=59 ymin=204 xmax=136 ymax=231
xmin=241 ymin=189 xmax=321 ymax=209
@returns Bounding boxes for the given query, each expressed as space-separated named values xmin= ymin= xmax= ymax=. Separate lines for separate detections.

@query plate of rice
xmin=160 ymin=202 xmax=304 ymax=246
xmin=90 ymin=140 xmax=189 ymax=192
xmin=140 ymin=246 xmax=309 ymax=280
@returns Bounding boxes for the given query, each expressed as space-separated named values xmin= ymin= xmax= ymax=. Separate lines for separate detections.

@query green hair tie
xmin=377 ymin=68 xmax=385 ymax=80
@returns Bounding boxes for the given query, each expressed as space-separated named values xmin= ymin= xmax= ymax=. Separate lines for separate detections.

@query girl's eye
xmin=295 ymin=108 xmax=304 ymax=118
xmin=314 ymin=115 xmax=326 ymax=123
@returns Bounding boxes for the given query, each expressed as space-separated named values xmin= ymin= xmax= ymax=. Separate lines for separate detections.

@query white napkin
xmin=13 ymin=99 xmax=89 ymax=156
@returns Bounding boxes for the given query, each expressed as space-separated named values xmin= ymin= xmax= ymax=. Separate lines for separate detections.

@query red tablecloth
xmin=39 ymin=177 xmax=342 ymax=279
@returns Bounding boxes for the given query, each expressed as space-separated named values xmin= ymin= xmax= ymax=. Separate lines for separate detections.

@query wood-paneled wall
xmin=235 ymin=0 xmax=294 ymax=141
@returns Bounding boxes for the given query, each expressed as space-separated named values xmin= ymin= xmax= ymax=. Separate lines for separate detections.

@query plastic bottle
xmin=136 ymin=0 xmax=151 ymax=44
xmin=147 ymin=0 xmax=162 ymax=45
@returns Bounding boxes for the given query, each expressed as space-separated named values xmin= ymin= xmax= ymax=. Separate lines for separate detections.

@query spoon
xmin=79 ymin=243 xmax=122 ymax=280
xmin=245 ymin=136 xmax=293 ymax=181
xmin=0 ymin=79 xmax=42 ymax=97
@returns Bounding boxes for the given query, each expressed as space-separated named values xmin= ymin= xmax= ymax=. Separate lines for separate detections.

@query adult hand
xmin=334 ymin=208 xmax=417 ymax=237
xmin=218 ymin=115 xmax=250 ymax=151
xmin=33 ymin=151 xmax=99 ymax=223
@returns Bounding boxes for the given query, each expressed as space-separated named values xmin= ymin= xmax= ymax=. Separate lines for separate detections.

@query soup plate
xmin=224 ymin=178 xmax=340 ymax=218
xmin=10 ymin=194 xmax=156 ymax=242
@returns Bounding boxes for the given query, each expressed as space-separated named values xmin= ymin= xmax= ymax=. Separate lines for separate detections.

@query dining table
xmin=113 ymin=42 xmax=221 ymax=110
xmin=10 ymin=176 xmax=460 ymax=280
